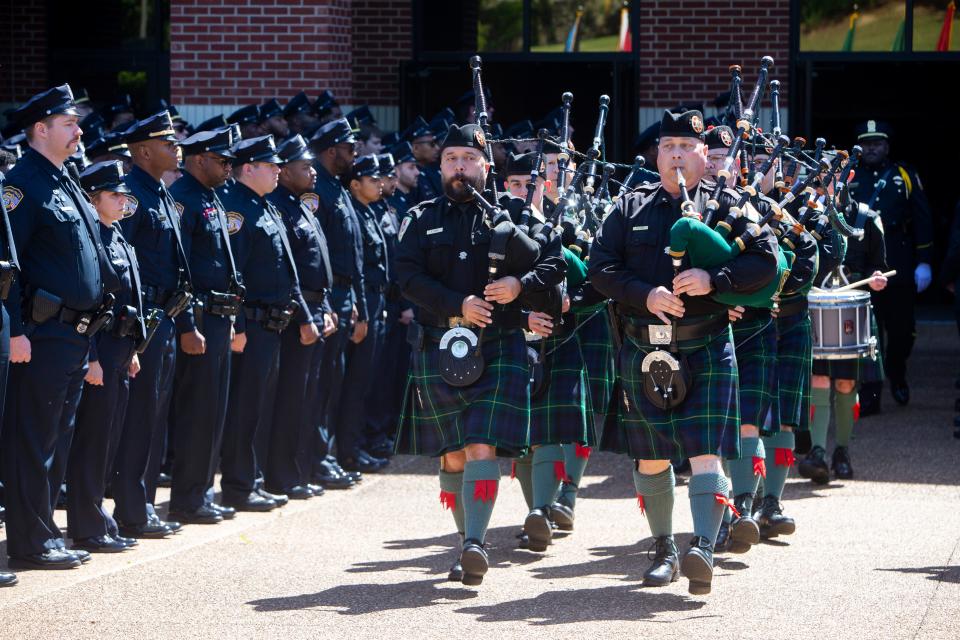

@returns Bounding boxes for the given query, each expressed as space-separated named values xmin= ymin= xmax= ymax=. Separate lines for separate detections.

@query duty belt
xmin=142 ymin=285 xmax=175 ymax=308
xmin=301 ymin=289 xmax=328 ymax=303
xmin=243 ymin=301 xmax=297 ymax=332
xmin=194 ymin=291 xmax=242 ymax=317
xmin=623 ymin=314 xmax=729 ymax=345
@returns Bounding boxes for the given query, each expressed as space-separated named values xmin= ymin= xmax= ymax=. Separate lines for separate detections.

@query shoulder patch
xmin=300 ymin=192 xmax=319 ymax=214
xmin=174 ymin=202 xmax=184 ymax=216
xmin=398 ymin=215 xmax=412 ymax=243
xmin=408 ymin=202 xmax=428 ymax=219
xmin=122 ymin=195 xmax=139 ymax=219
xmin=2 ymin=186 xmax=23 ymax=213
xmin=225 ymin=211 xmax=244 ymax=235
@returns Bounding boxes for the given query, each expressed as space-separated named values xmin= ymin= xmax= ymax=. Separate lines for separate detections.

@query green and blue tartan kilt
xmin=775 ymin=311 xmax=813 ymax=432
xmin=811 ymin=315 xmax=884 ymax=383
xmin=732 ymin=316 xmax=780 ymax=431
xmin=601 ymin=327 xmax=740 ymax=461
xmin=572 ymin=307 xmax=615 ymax=417
xmin=395 ymin=329 xmax=530 ymax=458
xmin=529 ymin=332 xmax=596 ymax=447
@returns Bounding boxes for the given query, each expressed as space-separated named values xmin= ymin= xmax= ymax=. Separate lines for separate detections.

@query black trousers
xmin=169 ymin=314 xmax=232 ymax=512
xmin=312 ymin=284 xmax=354 ymax=469
xmin=3 ymin=320 xmax=88 ymax=557
xmin=871 ymin=283 xmax=916 ymax=383
xmin=112 ymin=315 xmax=176 ymax=526
xmin=364 ymin=302 xmax=410 ymax=446
xmin=66 ymin=335 xmax=134 ymax=540
xmin=221 ymin=322 xmax=281 ymax=503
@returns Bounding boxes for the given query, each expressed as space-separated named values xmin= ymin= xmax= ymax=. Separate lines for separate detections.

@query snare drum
xmin=809 ymin=288 xmax=877 ymax=360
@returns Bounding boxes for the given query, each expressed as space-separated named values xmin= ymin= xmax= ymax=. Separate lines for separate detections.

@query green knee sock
xmin=834 ymin=389 xmax=857 ymax=447
xmin=720 ymin=459 xmax=732 ymax=524
xmin=463 ymin=460 xmax=501 ymax=543
xmin=557 ymin=442 xmax=592 ymax=508
xmin=762 ymin=431 xmax=795 ymax=500
xmin=632 ymin=467 xmax=675 ymax=538
xmin=729 ymin=437 xmax=763 ymax=513
xmin=810 ymin=387 xmax=831 ymax=450
xmin=688 ymin=473 xmax=730 ymax=543
xmin=512 ymin=455 xmax=534 ymax=510
xmin=439 ymin=470 xmax=465 ymax=534
xmin=532 ymin=444 xmax=565 ymax=509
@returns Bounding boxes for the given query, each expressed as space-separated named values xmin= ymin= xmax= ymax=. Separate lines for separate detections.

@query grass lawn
xmin=801 ymin=2 xmax=958 ymax=51
xmin=531 ymin=34 xmax=620 ymax=52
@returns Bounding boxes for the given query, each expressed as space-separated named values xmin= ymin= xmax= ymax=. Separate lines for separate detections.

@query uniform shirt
xmin=268 ymin=183 xmax=333 ymax=321
xmin=841 ymin=200 xmax=887 ymax=280
xmin=414 ymin=163 xmax=442 ymax=203
xmin=90 ymin=221 xmax=144 ymax=364
xmin=2 ymin=148 xmax=116 ymax=336
xmin=386 ymin=189 xmax=412 ymax=219
xmin=120 ymin=164 xmax=188 ymax=291
xmin=169 ymin=171 xmax=235 ymax=333
xmin=353 ymin=197 xmax=389 ymax=290
xmin=395 ymin=195 xmax=565 ymax=329
xmin=625 ymin=166 xmax=661 ymax=190
xmin=589 ymin=179 xmax=780 ymax=320
xmin=312 ymin=164 xmax=367 ymax=320
xmin=851 ymin=161 xmax=933 ymax=282
xmin=223 ymin=181 xmax=308 ymax=332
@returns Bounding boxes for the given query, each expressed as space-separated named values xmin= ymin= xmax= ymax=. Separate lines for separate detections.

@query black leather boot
xmin=549 ymin=500 xmax=575 ymax=531
xmin=728 ymin=493 xmax=760 ymax=554
xmin=680 ymin=536 xmax=715 ymax=595
xmin=448 ymin=534 xmax=464 ymax=582
xmin=832 ymin=446 xmax=854 ymax=479
xmin=642 ymin=536 xmax=679 ymax=587
xmin=798 ymin=445 xmax=831 ymax=485
xmin=714 ymin=520 xmax=731 ymax=552
xmin=523 ymin=508 xmax=552 ymax=552
xmin=460 ymin=539 xmax=488 ymax=586
xmin=757 ymin=495 xmax=796 ymax=539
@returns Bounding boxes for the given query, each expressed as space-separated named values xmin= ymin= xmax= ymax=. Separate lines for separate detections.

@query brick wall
xmin=0 ymin=0 xmax=48 ymax=103
xmin=352 ymin=0 xmax=412 ymax=106
xmin=637 ymin=0 xmax=791 ymax=127
xmin=170 ymin=0 xmax=353 ymax=107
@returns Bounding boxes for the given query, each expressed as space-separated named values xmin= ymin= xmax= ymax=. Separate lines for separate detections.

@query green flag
xmin=841 ymin=10 xmax=859 ymax=51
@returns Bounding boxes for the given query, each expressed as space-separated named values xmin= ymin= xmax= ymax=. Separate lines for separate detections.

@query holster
xmin=164 ymin=288 xmax=193 ymax=319
xmin=136 ymin=308 xmax=165 ymax=354
xmin=30 ymin=289 xmax=63 ymax=325
xmin=112 ymin=305 xmax=141 ymax=338
xmin=262 ymin=302 xmax=297 ymax=332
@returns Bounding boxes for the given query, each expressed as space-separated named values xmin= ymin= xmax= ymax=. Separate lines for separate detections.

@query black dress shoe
xmin=642 ymin=536 xmax=680 ymax=587
xmin=459 ymin=539 xmax=488 ymax=586
xmin=210 ymin=503 xmax=236 ymax=520
xmin=329 ymin=456 xmax=363 ymax=482
xmin=358 ymin=449 xmax=390 ymax=468
xmin=891 ymin=379 xmax=910 ymax=406
xmin=266 ymin=485 xmax=313 ymax=500
xmin=306 ymin=483 xmax=326 ymax=497
xmin=256 ymin=487 xmax=288 ymax=507
xmin=114 ymin=535 xmax=138 ymax=548
xmin=728 ymin=494 xmax=761 ymax=554
xmin=9 ymin=549 xmax=81 ymax=570
xmin=832 ymin=446 xmax=854 ymax=479
xmin=339 ymin=456 xmax=383 ymax=474
xmin=155 ymin=472 xmax=173 ymax=488
xmin=549 ymin=502 xmax=575 ymax=531
xmin=757 ymin=495 xmax=796 ymax=539
xmin=149 ymin=513 xmax=181 ymax=533
xmin=117 ymin=520 xmax=173 ymax=539
xmin=680 ymin=536 xmax=715 ymax=595
xmin=72 ymin=548 xmax=92 ymax=563
xmin=168 ymin=505 xmax=223 ymax=525
xmin=0 ymin=572 xmax=17 ymax=587
xmin=448 ymin=533 xmax=465 ymax=581
xmin=714 ymin=520 xmax=731 ymax=552
xmin=312 ymin=467 xmax=355 ymax=490
xmin=523 ymin=508 xmax=552 ymax=552
xmin=72 ymin=536 xmax=129 ymax=553
xmin=798 ymin=446 xmax=831 ymax=485
xmin=224 ymin=492 xmax=276 ymax=512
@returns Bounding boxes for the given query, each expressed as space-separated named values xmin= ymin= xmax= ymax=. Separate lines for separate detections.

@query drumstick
xmin=829 ymin=270 xmax=897 ymax=293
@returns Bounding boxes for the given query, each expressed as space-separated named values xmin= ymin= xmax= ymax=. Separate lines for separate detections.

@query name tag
xmin=426 ymin=227 xmax=444 ymax=235
xmin=632 ymin=225 xmax=648 ymax=231
xmin=60 ymin=205 xmax=75 ymax=212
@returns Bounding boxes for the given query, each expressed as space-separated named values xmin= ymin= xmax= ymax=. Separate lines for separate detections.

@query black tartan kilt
xmin=811 ymin=315 xmax=884 ymax=383
xmin=529 ymin=332 xmax=596 ymax=447
xmin=572 ymin=307 xmax=615 ymax=417
xmin=600 ymin=326 xmax=740 ymax=461
xmin=776 ymin=311 xmax=813 ymax=431
xmin=732 ymin=316 xmax=780 ymax=430
xmin=395 ymin=329 xmax=530 ymax=458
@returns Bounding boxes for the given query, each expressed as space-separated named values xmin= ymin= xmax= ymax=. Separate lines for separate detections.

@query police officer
xmin=228 ymin=104 xmax=264 ymax=141
xmin=113 ymin=111 xmax=191 ymax=538
xmin=336 ymin=155 xmax=389 ymax=473
xmin=402 ymin=117 xmax=440 ymax=203
xmin=284 ymin=92 xmax=320 ymax=137
xmin=67 ymin=161 xmax=144 ymax=553
xmin=387 ymin=142 xmax=420 ymax=217
xmin=0 ymin=152 xmax=19 ymax=586
xmin=166 ymin=126 xmax=240 ymax=524
xmin=395 ymin=122 xmax=565 ymax=586
xmin=266 ymin=133 xmax=335 ymax=498
xmin=220 ymin=135 xmax=316 ymax=511
xmin=852 ymin=120 xmax=933 ymax=408
xmin=2 ymin=84 xmax=119 ymax=569
xmin=307 ymin=118 xmax=367 ymax=487
xmin=259 ymin=99 xmax=290 ymax=140
xmin=589 ymin=110 xmax=780 ymax=595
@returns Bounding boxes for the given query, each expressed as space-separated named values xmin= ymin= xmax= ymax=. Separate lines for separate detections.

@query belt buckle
xmin=648 ymin=324 xmax=672 ymax=345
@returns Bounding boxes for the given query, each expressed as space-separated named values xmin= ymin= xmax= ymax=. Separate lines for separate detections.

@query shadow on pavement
xmin=455 ymin=585 xmax=709 ymax=624
xmin=247 ymin=577 xmax=478 ymax=614
xmin=878 ymin=565 xmax=960 ymax=584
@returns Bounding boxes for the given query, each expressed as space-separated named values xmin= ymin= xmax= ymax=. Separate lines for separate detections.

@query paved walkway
xmin=1 ymin=323 xmax=958 ymax=639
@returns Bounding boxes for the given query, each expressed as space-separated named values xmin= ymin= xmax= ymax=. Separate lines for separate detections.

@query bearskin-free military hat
xmin=124 ymin=111 xmax=178 ymax=144
xmin=659 ymin=109 xmax=705 ymax=139
xmin=505 ymin=151 xmax=543 ymax=177
xmin=11 ymin=84 xmax=81 ymax=129
xmin=855 ymin=119 xmax=892 ymax=141
xmin=179 ymin=127 xmax=235 ymax=158
xmin=388 ymin=141 xmax=416 ymax=165
xmin=439 ymin=123 xmax=488 ymax=152
xmin=704 ymin=125 xmax=735 ymax=150
xmin=277 ymin=134 xmax=315 ymax=163
xmin=80 ymin=160 xmax=132 ymax=194
xmin=310 ymin=117 xmax=357 ymax=151
xmin=232 ymin=135 xmax=282 ymax=165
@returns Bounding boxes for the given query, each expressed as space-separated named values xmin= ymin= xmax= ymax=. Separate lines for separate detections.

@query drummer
xmin=799 ymin=171 xmax=889 ymax=484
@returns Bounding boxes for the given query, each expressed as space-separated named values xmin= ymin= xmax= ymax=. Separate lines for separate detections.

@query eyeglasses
xmin=205 ymin=154 xmax=232 ymax=168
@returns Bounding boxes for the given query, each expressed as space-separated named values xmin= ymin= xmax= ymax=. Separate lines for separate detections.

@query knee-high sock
xmin=512 ymin=455 xmax=533 ymax=511
xmin=632 ymin=466 xmax=675 ymax=538
xmin=729 ymin=437 xmax=764 ymax=514
xmin=463 ymin=460 xmax=501 ymax=543
xmin=762 ymin=430 xmax=795 ymax=500
xmin=720 ymin=459 xmax=733 ymax=524
xmin=834 ymin=388 xmax=857 ymax=447
xmin=810 ymin=386 xmax=831 ymax=450
xmin=688 ymin=472 xmax=730 ymax=544
xmin=439 ymin=470 xmax=465 ymax=534
xmin=532 ymin=444 xmax=565 ymax=509
xmin=557 ymin=442 xmax=591 ymax=508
